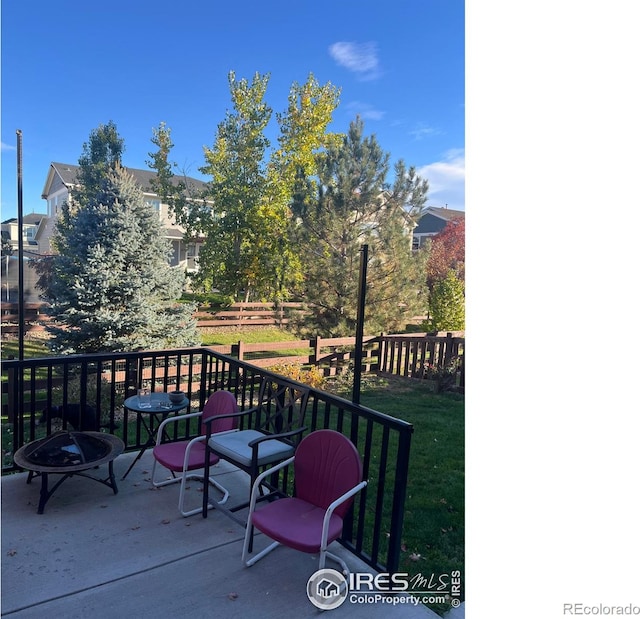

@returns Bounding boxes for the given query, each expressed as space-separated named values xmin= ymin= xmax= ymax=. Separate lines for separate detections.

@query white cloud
xmin=1 ymin=141 xmax=17 ymax=152
xmin=409 ymin=123 xmax=442 ymax=140
xmin=344 ymin=101 xmax=385 ymax=121
xmin=417 ymin=149 xmax=465 ymax=211
xmin=329 ymin=42 xmax=381 ymax=80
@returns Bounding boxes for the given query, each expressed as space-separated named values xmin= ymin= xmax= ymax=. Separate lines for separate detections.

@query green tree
xmin=75 ymin=120 xmax=125 ymax=204
xmin=148 ymin=72 xmax=340 ymax=301
xmin=37 ymin=123 xmax=199 ymax=354
xmin=293 ymin=117 xmax=430 ymax=337
xmin=197 ymin=71 xmax=272 ymax=300
xmin=426 ymin=269 xmax=465 ymax=332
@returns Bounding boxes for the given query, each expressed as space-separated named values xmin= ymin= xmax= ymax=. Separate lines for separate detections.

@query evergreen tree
xmin=292 ymin=117 xmax=430 ymax=337
xmin=37 ymin=123 xmax=198 ymax=354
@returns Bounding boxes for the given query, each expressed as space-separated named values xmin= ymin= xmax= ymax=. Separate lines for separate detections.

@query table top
xmin=13 ymin=432 xmax=124 ymax=473
xmin=124 ymin=393 xmax=189 ymax=414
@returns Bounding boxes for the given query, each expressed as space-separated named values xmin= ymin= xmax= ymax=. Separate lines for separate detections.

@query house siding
xmin=49 ymin=173 xmax=67 ymax=194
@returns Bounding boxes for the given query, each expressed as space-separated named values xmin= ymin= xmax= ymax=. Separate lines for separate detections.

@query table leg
xmin=121 ymin=448 xmax=146 ymax=480
xmin=121 ymin=412 xmax=169 ymax=480
xmin=38 ymin=472 xmax=49 ymax=515
xmin=108 ymin=461 xmax=119 ymax=494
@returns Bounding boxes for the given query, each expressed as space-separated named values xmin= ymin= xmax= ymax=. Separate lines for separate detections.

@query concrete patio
xmin=1 ymin=449 xmax=463 ymax=618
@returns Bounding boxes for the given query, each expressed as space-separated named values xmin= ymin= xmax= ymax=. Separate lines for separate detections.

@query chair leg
xmin=242 ymin=514 xmax=281 ymax=566
xmin=179 ymin=473 xmax=230 ymax=517
xmin=323 ymin=550 xmax=350 ymax=576
xmin=151 ymin=460 xmax=180 ymax=488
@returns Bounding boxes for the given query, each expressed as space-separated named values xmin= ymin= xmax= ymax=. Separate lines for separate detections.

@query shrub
xmin=268 ymin=363 xmax=326 ymax=389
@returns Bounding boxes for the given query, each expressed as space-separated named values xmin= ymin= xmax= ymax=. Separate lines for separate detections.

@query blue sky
xmin=1 ymin=0 xmax=464 ymax=221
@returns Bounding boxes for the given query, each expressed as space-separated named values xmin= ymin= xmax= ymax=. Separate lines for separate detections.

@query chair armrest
xmin=247 ymin=426 xmax=307 ymax=448
xmin=321 ymin=480 xmax=368 ymax=540
xmin=180 ymin=435 xmax=206 ymax=473
xmin=247 ymin=456 xmax=296 ymax=513
xmin=155 ymin=411 xmax=203 ymax=447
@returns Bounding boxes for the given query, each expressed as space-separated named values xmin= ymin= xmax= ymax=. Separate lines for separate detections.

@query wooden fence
xmin=1 ymin=303 xmax=52 ymax=334
xmin=1 ymin=301 xmax=427 ymax=334
xmin=194 ymin=302 xmax=306 ymax=328
xmin=1 ymin=301 xmax=463 ymax=389
xmin=1 ymin=301 xmax=309 ymax=334
xmin=207 ymin=332 xmax=463 ymax=387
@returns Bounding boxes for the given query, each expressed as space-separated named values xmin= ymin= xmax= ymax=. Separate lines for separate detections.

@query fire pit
xmin=13 ymin=431 xmax=124 ymax=514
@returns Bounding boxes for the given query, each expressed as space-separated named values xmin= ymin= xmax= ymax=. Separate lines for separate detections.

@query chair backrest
xmin=200 ymin=390 xmax=239 ymax=435
xmin=294 ymin=429 xmax=363 ymax=518
xmin=251 ymin=377 xmax=310 ymax=439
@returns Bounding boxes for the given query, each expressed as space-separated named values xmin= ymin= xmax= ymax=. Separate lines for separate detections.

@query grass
xmin=351 ymin=376 xmax=464 ymax=614
xmin=200 ymin=328 xmax=299 ymax=346
xmin=0 ymin=330 xmax=300 ymax=359
xmin=0 ymin=338 xmax=50 ymax=360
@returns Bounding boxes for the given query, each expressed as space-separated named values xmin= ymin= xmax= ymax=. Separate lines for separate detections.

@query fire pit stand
xmin=13 ymin=431 xmax=125 ymax=514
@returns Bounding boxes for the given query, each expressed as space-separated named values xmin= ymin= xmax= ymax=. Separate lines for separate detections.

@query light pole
xmin=17 ymin=129 xmax=25 ymax=360
xmin=352 ymin=244 xmax=368 ymax=405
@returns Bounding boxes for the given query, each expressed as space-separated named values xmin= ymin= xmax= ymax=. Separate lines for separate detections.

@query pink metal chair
xmin=151 ymin=390 xmax=238 ymax=517
xmin=242 ymin=429 xmax=367 ymax=574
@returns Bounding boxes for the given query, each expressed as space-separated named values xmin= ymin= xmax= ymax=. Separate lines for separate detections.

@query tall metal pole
xmin=16 ymin=129 xmax=25 ymax=360
xmin=352 ymin=244 xmax=368 ymax=405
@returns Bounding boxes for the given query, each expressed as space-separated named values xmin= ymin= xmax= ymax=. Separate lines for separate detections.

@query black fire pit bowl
xmin=13 ymin=431 xmax=125 ymax=514
xmin=23 ymin=431 xmax=111 ymax=468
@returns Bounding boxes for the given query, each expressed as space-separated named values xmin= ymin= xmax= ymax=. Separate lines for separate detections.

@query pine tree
xmin=38 ymin=124 xmax=199 ymax=353
xmin=292 ymin=117 xmax=430 ymax=336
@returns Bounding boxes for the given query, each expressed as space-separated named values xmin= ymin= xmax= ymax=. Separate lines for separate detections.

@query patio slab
xmin=1 ymin=450 xmax=458 ymax=618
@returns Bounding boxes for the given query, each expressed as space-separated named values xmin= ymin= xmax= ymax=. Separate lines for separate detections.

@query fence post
xmin=443 ymin=332 xmax=453 ymax=368
xmin=276 ymin=302 xmax=284 ymax=328
xmin=377 ymin=333 xmax=386 ymax=373
xmin=309 ymin=337 xmax=319 ymax=365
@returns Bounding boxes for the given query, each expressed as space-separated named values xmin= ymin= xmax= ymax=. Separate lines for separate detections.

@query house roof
xmin=43 ymin=162 xmax=207 ymax=198
xmin=424 ymin=206 xmax=465 ymax=222
xmin=2 ymin=214 xmax=46 ymax=226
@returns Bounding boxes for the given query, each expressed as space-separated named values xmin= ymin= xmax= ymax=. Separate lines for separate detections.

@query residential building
xmin=412 ymin=206 xmax=465 ymax=250
xmin=40 ymin=162 xmax=208 ymax=270
xmin=1 ymin=214 xmax=48 ymax=302
xmin=1 ymin=213 xmax=46 ymax=253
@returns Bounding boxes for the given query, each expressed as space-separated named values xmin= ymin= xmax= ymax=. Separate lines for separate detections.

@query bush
xmin=424 ymin=270 xmax=465 ymax=332
xmin=268 ymin=363 xmax=326 ymax=389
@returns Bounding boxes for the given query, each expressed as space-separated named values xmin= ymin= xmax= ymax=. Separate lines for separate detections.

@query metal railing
xmin=1 ymin=347 xmax=413 ymax=574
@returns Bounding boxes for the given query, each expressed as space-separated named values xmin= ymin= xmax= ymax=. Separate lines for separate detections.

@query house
xmin=1 ymin=214 xmax=48 ymax=302
xmin=412 ymin=206 xmax=465 ymax=250
xmin=40 ymin=162 xmax=208 ymax=270
xmin=1 ymin=213 xmax=47 ymax=253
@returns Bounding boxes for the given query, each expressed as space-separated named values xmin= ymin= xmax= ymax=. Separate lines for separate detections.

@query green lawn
xmin=200 ymin=328 xmax=299 ymax=346
xmin=347 ymin=376 xmax=465 ymax=614
xmin=1 ymin=339 xmax=50 ymax=359
xmin=0 ymin=330 xmax=300 ymax=359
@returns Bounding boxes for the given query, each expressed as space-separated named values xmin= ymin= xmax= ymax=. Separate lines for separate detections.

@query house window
xmin=145 ymin=199 xmax=162 ymax=216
